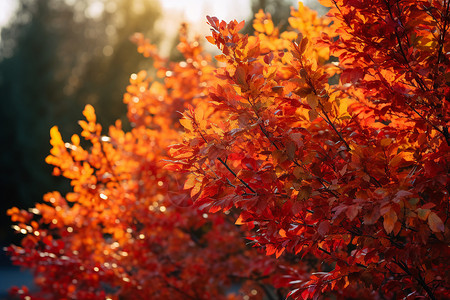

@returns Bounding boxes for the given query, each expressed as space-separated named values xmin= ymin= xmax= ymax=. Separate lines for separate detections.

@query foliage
xmin=170 ymin=0 xmax=449 ymax=298
xmin=0 ymin=0 xmax=163 ymax=247
xmin=6 ymin=27 xmax=284 ymax=300
xmin=7 ymin=1 xmax=449 ymax=299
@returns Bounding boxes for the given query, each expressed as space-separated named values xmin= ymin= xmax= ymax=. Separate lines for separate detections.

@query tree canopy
xmin=7 ymin=1 xmax=449 ymax=299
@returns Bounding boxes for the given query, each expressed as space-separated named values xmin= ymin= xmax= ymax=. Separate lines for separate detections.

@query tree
xmin=0 ymin=0 xmax=162 ymax=248
xmin=8 ymin=1 xmax=449 ymax=299
xmin=170 ymin=1 xmax=449 ymax=298
xmin=6 ymin=27 xmax=287 ymax=300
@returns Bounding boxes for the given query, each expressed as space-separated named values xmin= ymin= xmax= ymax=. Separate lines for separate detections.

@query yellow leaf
xmin=338 ymin=99 xmax=348 ymax=117
xmin=179 ymin=118 xmax=194 ymax=131
xmin=264 ymin=19 xmax=274 ymax=35
xmin=253 ymin=22 xmax=265 ymax=32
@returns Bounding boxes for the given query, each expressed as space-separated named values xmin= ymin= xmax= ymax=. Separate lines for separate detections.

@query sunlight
xmin=0 ymin=0 xmax=18 ymax=28
xmin=85 ymin=0 xmax=104 ymax=19
xmin=161 ymin=0 xmax=251 ymax=23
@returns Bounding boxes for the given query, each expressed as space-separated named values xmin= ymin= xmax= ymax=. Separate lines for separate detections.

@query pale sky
xmin=156 ymin=0 xmax=254 ymax=54
xmin=0 ymin=0 xmax=253 ymax=29
xmin=0 ymin=0 xmax=312 ymax=48
xmin=0 ymin=0 xmax=19 ymax=28
xmin=161 ymin=0 xmax=251 ymax=23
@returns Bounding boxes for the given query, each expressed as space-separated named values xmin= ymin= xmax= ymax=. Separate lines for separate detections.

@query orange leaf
xmin=235 ymin=65 xmax=247 ymax=86
xmin=428 ymin=212 xmax=445 ymax=232
xmin=235 ymin=214 xmax=245 ymax=225
xmin=275 ymin=247 xmax=285 ymax=258
xmin=265 ymin=244 xmax=276 ymax=256
xmin=184 ymin=175 xmax=196 ymax=189
xmin=306 ymin=94 xmax=318 ymax=110
xmin=214 ymin=54 xmax=227 ymax=62
xmin=82 ymin=104 xmax=96 ymax=123
xmin=149 ymin=81 xmax=165 ymax=96
xmin=383 ymin=209 xmax=397 ymax=234
xmin=264 ymin=20 xmax=274 ymax=35
xmin=317 ymin=0 xmax=335 ymax=7
xmin=253 ymin=22 xmax=264 ymax=33
xmin=49 ymin=126 xmax=64 ymax=147
xmin=236 ymin=20 xmax=245 ymax=32
xmin=308 ymin=109 xmax=318 ymax=121
xmin=380 ymin=138 xmax=392 ymax=147
xmin=71 ymin=134 xmax=80 ymax=146
xmin=180 ymin=118 xmax=194 ymax=131
xmin=205 ymin=36 xmax=215 ymax=44
xmin=389 ymin=153 xmax=403 ymax=167
xmin=190 ymin=184 xmax=201 ymax=197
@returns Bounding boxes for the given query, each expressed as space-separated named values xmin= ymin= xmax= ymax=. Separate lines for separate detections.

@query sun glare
xmin=161 ymin=0 xmax=251 ymax=23
xmin=0 ymin=0 xmax=18 ymax=28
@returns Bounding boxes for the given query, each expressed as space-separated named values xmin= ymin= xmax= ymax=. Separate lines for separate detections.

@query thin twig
xmin=217 ymin=157 xmax=257 ymax=194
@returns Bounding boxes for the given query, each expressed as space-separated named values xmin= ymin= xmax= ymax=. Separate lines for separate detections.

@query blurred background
xmin=0 ymin=0 xmax=322 ymax=296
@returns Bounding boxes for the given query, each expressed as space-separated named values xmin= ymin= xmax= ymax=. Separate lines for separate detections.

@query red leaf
xmin=318 ymin=220 xmax=330 ymax=236
xmin=346 ymin=205 xmax=359 ymax=221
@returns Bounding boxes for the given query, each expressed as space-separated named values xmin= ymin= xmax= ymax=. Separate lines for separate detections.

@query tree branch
xmin=217 ymin=157 xmax=257 ymax=194
xmin=394 ymin=259 xmax=437 ymax=300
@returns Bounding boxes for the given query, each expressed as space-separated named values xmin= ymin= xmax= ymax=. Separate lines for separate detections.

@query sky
xmin=0 ymin=0 xmax=310 ymax=47
xmin=160 ymin=0 xmax=251 ymax=23
xmin=0 ymin=0 xmax=19 ymax=28
xmin=0 ymin=0 xmax=253 ymax=29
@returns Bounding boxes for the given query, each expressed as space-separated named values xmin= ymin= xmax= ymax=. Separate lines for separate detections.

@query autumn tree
xmin=169 ymin=1 xmax=449 ymax=299
xmin=7 ymin=1 xmax=449 ymax=300
xmin=5 ymin=24 xmax=295 ymax=299
xmin=0 ymin=0 xmax=163 ymax=248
